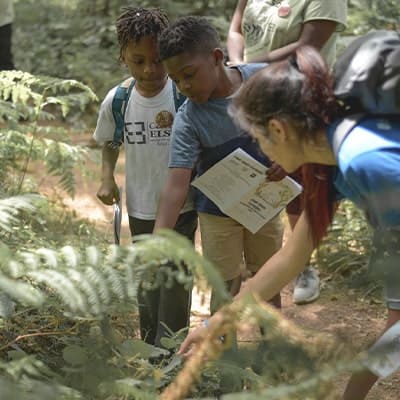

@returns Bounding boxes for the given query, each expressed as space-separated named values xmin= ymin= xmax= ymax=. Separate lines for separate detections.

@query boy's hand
xmin=266 ymin=162 xmax=287 ymax=182
xmin=97 ymin=179 xmax=120 ymax=205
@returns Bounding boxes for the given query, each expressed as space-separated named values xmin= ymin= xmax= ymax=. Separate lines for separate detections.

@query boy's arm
xmin=154 ymin=167 xmax=193 ymax=231
xmin=97 ymin=143 xmax=120 ymax=205
xmin=227 ymin=0 xmax=248 ymax=64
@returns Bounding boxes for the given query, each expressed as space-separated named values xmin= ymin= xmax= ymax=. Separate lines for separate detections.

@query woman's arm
xmin=236 ymin=211 xmax=314 ymax=301
xmin=179 ymin=211 xmax=315 ymax=356
xmin=226 ymin=0 xmax=248 ymax=64
xmin=247 ymin=19 xmax=338 ymax=63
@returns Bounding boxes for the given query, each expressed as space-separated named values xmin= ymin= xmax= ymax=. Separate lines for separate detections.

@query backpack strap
xmin=109 ymin=79 xmax=184 ymax=149
xmin=109 ymin=77 xmax=136 ymax=149
xmin=172 ymin=82 xmax=186 ymax=111
xmin=332 ymin=113 xmax=365 ymax=157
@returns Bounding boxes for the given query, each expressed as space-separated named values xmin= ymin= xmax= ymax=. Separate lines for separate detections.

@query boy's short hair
xmin=116 ymin=7 xmax=168 ymax=58
xmin=159 ymin=16 xmax=220 ymax=61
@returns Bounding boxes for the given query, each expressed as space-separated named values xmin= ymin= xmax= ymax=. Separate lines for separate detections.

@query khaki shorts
xmin=198 ymin=212 xmax=284 ymax=281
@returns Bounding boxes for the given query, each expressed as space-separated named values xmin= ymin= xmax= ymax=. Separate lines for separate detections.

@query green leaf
xmin=160 ymin=336 xmax=178 ymax=350
xmin=62 ymin=344 xmax=88 ymax=366
xmin=118 ymin=339 xmax=169 ymax=359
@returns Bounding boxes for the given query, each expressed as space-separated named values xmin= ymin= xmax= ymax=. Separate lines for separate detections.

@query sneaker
xmin=293 ymin=266 xmax=320 ymax=305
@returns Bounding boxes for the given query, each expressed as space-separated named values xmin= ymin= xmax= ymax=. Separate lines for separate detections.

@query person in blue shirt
xmin=154 ymin=16 xmax=284 ymax=313
xmin=179 ymin=45 xmax=400 ymax=400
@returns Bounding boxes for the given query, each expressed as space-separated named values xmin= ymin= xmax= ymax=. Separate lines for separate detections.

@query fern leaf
xmin=27 ymin=269 xmax=88 ymax=314
xmin=65 ymin=269 xmax=103 ymax=315
xmin=0 ymin=273 xmax=44 ymax=307
xmin=60 ymin=246 xmax=81 ymax=269
xmin=0 ymin=194 xmax=44 ymax=232
xmin=84 ymin=266 xmax=111 ymax=306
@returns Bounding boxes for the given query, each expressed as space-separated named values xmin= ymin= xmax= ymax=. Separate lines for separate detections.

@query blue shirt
xmin=169 ymin=64 xmax=271 ymax=216
xmin=327 ymin=116 xmax=400 ymax=230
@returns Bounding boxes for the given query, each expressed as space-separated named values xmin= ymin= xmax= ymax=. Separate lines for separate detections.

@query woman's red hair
xmin=301 ymin=164 xmax=336 ymax=245
xmin=230 ymin=45 xmax=340 ymax=245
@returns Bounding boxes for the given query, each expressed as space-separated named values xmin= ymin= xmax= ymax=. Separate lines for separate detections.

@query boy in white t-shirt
xmin=93 ymin=7 xmax=197 ymax=347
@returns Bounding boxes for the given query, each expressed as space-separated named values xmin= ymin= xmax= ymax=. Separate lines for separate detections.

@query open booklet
xmin=192 ymin=148 xmax=302 ymax=233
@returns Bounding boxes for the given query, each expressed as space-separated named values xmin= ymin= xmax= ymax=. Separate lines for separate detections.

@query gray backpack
xmin=332 ymin=30 xmax=400 ymax=155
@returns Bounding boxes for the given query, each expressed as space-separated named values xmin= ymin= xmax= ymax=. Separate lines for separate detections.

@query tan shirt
xmin=242 ymin=0 xmax=347 ymax=66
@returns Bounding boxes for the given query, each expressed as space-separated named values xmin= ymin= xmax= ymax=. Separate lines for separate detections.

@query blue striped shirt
xmin=169 ymin=64 xmax=271 ymax=216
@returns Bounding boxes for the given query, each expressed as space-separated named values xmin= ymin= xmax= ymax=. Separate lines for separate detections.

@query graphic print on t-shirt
xmin=125 ymin=120 xmax=171 ymax=146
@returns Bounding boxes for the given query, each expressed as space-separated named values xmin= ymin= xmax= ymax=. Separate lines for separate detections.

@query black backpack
xmin=332 ymin=30 xmax=400 ymax=155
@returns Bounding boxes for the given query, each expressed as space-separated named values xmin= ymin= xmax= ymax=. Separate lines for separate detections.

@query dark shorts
xmin=0 ymin=23 xmax=14 ymax=71
xmin=128 ymin=210 xmax=198 ymax=241
xmin=128 ymin=210 xmax=198 ymax=346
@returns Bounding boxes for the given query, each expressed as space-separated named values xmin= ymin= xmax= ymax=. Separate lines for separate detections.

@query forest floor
xmin=35 ymin=133 xmax=400 ymax=400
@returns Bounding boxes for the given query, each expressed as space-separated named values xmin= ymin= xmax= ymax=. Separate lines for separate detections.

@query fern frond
xmin=0 ymin=231 xmax=229 ymax=318
xmin=0 ymin=357 xmax=83 ymax=400
xmin=0 ymin=273 xmax=44 ymax=307
xmin=0 ymin=194 xmax=44 ymax=232
xmin=0 ymin=71 xmax=98 ymax=115
xmin=0 ymin=99 xmax=20 ymax=123
xmin=28 ymin=269 xmax=89 ymax=314
xmin=42 ymin=139 xmax=87 ymax=196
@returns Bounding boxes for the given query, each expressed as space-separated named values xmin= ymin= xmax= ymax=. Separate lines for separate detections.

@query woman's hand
xmin=178 ymin=311 xmax=227 ymax=359
xmin=177 ymin=324 xmax=209 ymax=358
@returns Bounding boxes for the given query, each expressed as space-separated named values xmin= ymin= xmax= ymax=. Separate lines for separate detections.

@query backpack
xmin=109 ymin=77 xmax=186 ymax=149
xmin=332 ymin=30 xmax=400 ymax=156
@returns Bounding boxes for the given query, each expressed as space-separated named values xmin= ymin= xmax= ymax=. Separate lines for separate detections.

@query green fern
xmin=0 ymin=194 xmax=43 ymax=232
xmin=0 ymin=70 xmax=97 ymax=197
xmin=0 ymin=231 xmax=229 ymax=318
xmin=0 ymin=358 xmax=83 ymax=400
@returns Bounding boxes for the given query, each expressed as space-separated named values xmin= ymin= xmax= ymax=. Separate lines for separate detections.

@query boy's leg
xmin=198 ymin=212 xmax=244 ymax=314
xmin=0 ymin=23 xmax=14 ymax=71
xmin=244 ymin=214 xmax=284 ymax=308
xmin=129 ymin=216 xmax=159 ymax=345
xmin=154 ymin=210 xmax=198 ymax=346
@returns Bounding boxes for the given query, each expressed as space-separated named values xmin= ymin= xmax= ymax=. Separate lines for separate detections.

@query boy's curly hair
xmin=159 ymin=16 xmax=220 ymax=61
xmin=116 ymin=7 xmax=169 ymax=60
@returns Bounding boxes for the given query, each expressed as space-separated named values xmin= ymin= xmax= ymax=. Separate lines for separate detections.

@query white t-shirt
xmin=93 ymin=78 xmax=194 ymax=219
xmin=0 ymin=0 xmax=14 ymax=27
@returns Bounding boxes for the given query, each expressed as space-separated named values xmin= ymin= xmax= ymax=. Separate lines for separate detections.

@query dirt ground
xmin=39 ymin=134 xmax=400 ymax=400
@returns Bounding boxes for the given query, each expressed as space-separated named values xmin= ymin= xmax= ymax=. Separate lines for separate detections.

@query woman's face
xmin=251 ymin=120 xmax=306 ymax=173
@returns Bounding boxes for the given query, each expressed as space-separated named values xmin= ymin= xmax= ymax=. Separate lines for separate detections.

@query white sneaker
xmin=293 ymin=266 xmax=320 ymax=305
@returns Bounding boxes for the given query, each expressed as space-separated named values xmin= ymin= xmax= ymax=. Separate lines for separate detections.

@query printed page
xmin=191 ymin=148 xmax=266 ymax=210
xmin=192 ymin=148 xmax=302 ymax=233
xmin=225 ymin=176 xmax=302 ymax=233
